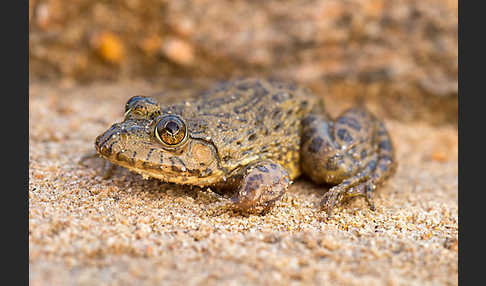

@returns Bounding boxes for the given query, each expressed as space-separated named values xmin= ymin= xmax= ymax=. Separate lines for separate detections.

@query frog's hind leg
xmin=321 ymin=116 xmax=396 ymax=215
xmin=300 ymin=108 xmax=397 ymax=215
xmin=225 ymin=160 xmax=291 ymax=215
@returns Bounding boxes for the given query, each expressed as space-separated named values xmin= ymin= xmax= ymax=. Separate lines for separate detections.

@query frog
xmin=94 ymin=78 xmax=396 ymax=215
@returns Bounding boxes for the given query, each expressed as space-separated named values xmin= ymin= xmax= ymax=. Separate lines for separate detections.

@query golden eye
xmin=154 ymin=115 xmax=188 ymax=149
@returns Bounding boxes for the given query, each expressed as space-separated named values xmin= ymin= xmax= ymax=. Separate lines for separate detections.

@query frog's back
xmin=163 ymin=78 xmax=321 ymax=179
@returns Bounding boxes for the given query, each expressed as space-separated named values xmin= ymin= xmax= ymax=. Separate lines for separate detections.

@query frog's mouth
xmin=95 ymin=121 xmax=224 ymax=186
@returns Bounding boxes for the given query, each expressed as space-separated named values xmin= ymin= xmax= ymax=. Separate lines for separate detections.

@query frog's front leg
xmin=218 ymin=160 xmax=291 ymax=214
xmin=300 ymin=107 xmax=396 ymax=216
xmin=79 ymin=151 xmax=117 ymax=179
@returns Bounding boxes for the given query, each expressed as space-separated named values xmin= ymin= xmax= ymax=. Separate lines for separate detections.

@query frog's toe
xmin=320 ymin=189 xmax=341 ymax=216
xmin=101 ymin=161 xmax=117 ymax=179
xmin=232 ymin=160 xmax=290 ymax=214
xmin=79 ymin=151 xmax=117 ymax=179
xmin=321 ymin=181 xmax=378 ymax=215
xmin=78 ymin=151 xmax=99 ymax=166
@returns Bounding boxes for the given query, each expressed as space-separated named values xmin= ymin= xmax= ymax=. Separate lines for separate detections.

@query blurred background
xmin=29 ymin=0 xmax=457 ymax=125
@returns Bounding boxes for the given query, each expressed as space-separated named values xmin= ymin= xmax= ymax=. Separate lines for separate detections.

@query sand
xmin=29 ymin=81 xmax=458 ymax=286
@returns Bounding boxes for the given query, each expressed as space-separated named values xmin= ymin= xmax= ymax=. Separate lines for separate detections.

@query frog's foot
xmin=78 ymin=151 xmax=99 ymax=166
xmin=232 ymin=160 xmax=291 ymax=215
xmin=100 ymin=161 xmax=117 ymax=179
xmin=320 ymin=121 xmax=397 ymax=216
xmin=79 ymin=151 xmax=117 ymax=179
xmin=321 ymin=178 xmax=377 ymax=216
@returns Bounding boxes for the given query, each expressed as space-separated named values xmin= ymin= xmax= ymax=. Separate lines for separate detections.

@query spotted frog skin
xmin=95 ymin=78 xmax=396 ymax=215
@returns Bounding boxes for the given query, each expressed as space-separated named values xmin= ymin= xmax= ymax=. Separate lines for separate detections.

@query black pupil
xmin=164 ymin=121 xmax=180 ymax=135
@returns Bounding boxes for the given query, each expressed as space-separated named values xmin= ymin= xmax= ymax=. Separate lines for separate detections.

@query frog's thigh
xmin=301 ymin=108 xmax=396 ymax=215
xmin=300 ymin=111 xmax=371 ymax=184
xmin=232 ymin=160 xmax=290 ymax=214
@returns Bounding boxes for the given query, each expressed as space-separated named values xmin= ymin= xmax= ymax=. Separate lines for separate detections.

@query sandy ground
xmin=29 ymin=81 xmax=458 ymax=286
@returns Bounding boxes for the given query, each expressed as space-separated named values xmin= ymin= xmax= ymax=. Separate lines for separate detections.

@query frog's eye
xmin=154 ymin=115 xmax=188 ymax=149
xmin=124 ymin=96 xmax=160 ymax=118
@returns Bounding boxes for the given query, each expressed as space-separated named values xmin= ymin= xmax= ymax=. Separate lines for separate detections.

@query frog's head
xmin=95 ymin=96 xmax=223 ymax=186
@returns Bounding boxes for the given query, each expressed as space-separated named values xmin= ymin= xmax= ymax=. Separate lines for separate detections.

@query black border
xmin=459 ymin=0 xmax=476 ymax=284
xmin=6 ymin=0 xmax=29 ymax=284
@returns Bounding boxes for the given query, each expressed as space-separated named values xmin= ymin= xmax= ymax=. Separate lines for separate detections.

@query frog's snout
xmin=95 ymin=123 xmax=122 ymax=157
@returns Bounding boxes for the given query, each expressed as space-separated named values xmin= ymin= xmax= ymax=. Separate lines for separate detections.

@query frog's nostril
xmin=95 ymin=126 xmax=120 ymax=153
xmin=95 ymin=136 xmax=102 ymax=150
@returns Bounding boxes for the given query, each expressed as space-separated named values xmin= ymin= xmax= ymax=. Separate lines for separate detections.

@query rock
xmin=91 ymin=31 xmax=125 ymax=65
